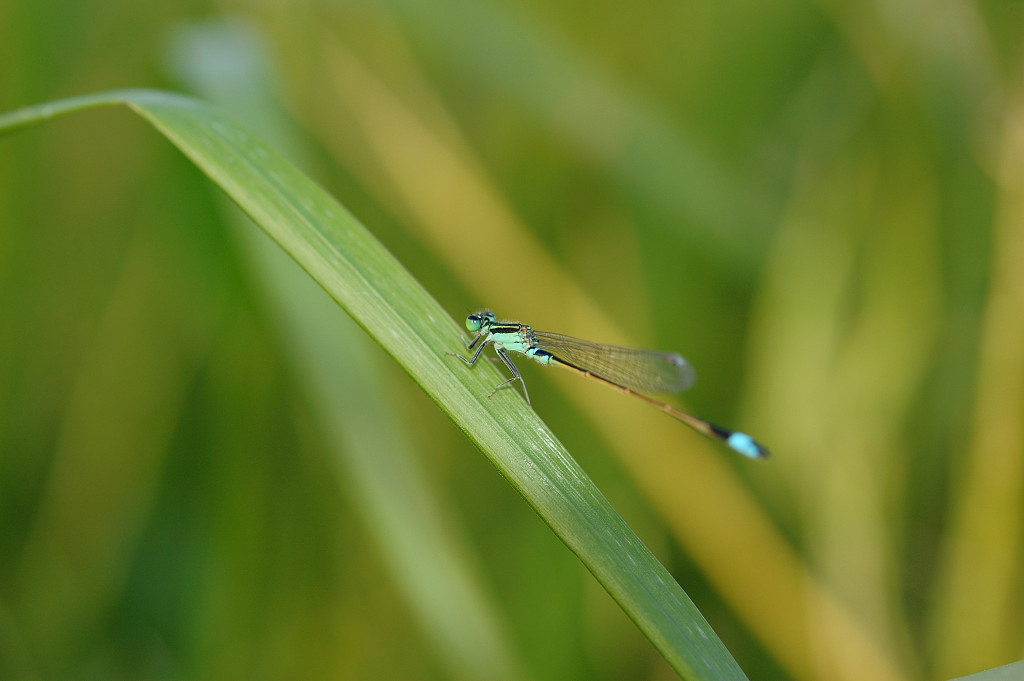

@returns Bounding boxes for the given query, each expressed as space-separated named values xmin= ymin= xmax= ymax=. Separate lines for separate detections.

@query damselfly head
xmin=466 ymin=311 xmax=496 ymax=332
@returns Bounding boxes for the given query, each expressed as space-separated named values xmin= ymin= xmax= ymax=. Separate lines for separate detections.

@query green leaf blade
xmin=0 ymin=90 xmax=748 ymax=681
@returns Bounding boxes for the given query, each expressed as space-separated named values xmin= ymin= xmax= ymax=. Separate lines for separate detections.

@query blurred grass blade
xmin=950 ymin=660 xmax=1024 ymax=681
xmin=165 ymin=22 xmax=525 ymax=678
xmin=0 ymin=90 xmax=748 ymax=681
xmin=381 ymin=0 xmax=772 ymax=267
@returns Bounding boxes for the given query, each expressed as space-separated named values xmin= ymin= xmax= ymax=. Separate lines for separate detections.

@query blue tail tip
xmin=727 ymin=432 xmax=770 ymax=460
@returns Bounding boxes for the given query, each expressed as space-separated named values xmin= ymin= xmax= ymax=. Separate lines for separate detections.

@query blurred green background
xmin=2 ymin=0 xmax=1022 ymax=680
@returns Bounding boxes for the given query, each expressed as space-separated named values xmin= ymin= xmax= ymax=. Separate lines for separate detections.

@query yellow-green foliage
xmin=1 ymin=3 xmax=1021 ymax=681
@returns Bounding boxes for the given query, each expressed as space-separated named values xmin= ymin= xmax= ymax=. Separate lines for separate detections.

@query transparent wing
xmin=532 ymin=331 xmax=695 ymax=394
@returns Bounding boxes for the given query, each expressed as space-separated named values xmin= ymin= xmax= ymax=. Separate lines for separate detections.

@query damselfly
xmin=451 ymin=311 xmax=768 ymax=460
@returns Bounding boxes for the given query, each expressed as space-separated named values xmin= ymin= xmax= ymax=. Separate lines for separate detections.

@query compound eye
xmin=465 ymin=313 xmax=483 ymax=332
